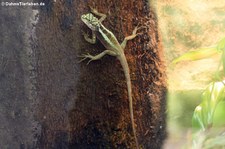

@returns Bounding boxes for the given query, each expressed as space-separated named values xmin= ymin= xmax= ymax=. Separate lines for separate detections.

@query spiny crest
xmin=81 ymin=13 xmax=100 ymax=30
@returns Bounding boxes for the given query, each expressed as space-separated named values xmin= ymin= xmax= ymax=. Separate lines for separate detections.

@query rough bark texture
xmin=0 ymin=2 xmax=39 ymax=149
xmin=0 ymin=0 xmax=166 ymax=149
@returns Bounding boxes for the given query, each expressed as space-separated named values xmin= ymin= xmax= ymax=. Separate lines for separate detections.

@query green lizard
xmin=80 ymin=7 xmax=142 ymax=149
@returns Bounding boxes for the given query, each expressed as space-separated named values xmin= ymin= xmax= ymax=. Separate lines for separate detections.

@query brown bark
xmin=0 ymin=0 xmax=167 ymax=149
xmin=35 ymin=0 xmax=167 ymax=149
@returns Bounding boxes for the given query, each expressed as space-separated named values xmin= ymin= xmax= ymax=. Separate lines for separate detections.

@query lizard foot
xmin=81 ymin=30 xmax=90 ymax=39
xmin=78 ymin=53 xmax=95 ymax=65
xmin=88 ymin=5 xmax=106 ymax=22
xmin=133 ymin=24 xmax=146 ymax=36
xmin=89 ymin=6 xmax=98 ymax=14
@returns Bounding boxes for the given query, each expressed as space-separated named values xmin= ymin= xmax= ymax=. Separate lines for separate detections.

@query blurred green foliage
xmin=156 ymin=1 xmax=225 ymax=148
xmin=172 ymin=36 xmax=225 ymax=148
xmin=192 ymin=82 xmax=225 ymax=131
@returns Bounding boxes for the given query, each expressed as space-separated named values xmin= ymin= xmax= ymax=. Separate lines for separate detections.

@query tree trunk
xmin=0 ymin=0 xmax=166 ymax=149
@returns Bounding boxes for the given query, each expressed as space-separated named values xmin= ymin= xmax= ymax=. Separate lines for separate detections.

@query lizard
xmin=80 ymin=7 xmax=142 ymax=149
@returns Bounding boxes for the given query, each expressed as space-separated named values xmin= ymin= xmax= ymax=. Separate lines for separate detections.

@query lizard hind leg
xmin=79 ymin=50 xmax=117 ymax=65
xmin=89 ymin=6 xmax=106 ymax=23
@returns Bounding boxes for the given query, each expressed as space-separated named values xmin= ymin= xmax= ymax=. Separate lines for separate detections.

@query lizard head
xmin=81 ymin=13 xmax=100 ymax=31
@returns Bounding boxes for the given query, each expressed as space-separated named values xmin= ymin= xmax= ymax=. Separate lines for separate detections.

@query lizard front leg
xmin=79 ymin=50 xmax=118 ymax=64
xmin=89 ymin=6 xmax=106 ymax=23
xmin=121 ymin=26 xmax=143 ymax=49
xmin=82 ymin=30 xmax=97 ymax=44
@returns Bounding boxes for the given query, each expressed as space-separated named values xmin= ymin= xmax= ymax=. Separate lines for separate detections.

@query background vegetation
xmin=155 ymin=0 xmax=225 ymax=148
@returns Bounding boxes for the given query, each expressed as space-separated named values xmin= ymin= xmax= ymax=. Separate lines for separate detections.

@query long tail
xmin=118 ymin=54 xmax=139 ymax=149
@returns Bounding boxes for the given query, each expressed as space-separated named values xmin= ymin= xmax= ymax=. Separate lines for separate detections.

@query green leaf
xmin=172 ymin=46 xmax=219 ymax=64
xmin=217 ymin=37 xmax=225 ymax=51
xmin=222 ymin=50 xmax=225 ymax=75
xmin=192 ymin=81 xmax=225 ymax=131
xmin=217 ymin=37 xmax=225 ymax=75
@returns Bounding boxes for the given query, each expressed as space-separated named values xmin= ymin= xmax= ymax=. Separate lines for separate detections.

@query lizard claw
xmin=87 ymin=59 xmax=93 ymax=65
xmin=78 ymin=57 xmax=88 ymax=63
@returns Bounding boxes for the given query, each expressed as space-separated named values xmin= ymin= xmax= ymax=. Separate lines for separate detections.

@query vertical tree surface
xmin=0 ymin=0 xmax=166 ymax=149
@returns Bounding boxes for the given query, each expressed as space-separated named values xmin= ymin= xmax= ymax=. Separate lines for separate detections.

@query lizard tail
xmin=118 ymin=54 xmax=139 ymax=149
